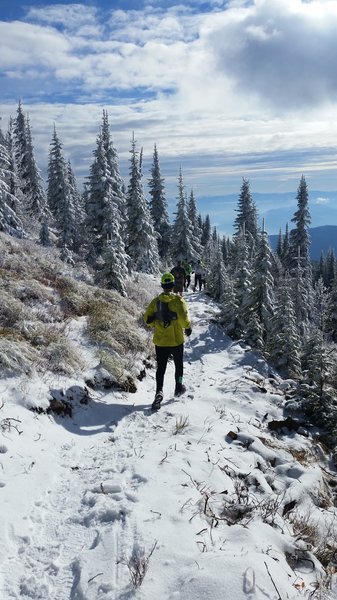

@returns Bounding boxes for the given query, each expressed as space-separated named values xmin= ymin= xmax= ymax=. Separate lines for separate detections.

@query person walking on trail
xmin=170 ymin=260 xmax=186 ymax=295
xmin=144 ymin=272 xmax=192 ymax=411
xmin=193 ymin=259 xmax=203 ymax=291
xmin=183 ymin=259 xmax=193 ymax=291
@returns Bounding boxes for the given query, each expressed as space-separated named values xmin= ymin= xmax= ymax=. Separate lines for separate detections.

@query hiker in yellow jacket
xmin=144 ymin=272 xmax=192 ymax=410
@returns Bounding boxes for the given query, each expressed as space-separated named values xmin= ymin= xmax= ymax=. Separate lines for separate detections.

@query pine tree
xmin=249 ymin=226 xmax=275 ymax=341
xmin=187 ymin=189 xmax=202 ymax=261
xmin=234 ymin=178 xmax=258 ymax=242
xmin=232 ymin=228 xmax=253 ymax=337
xmin=325 ymin=248 xmax=336 ymax=289
xmin=0 ymin=128 xmax=23 ymax=236
xmin=100 ymin=213 xmax=129 ymax=296
xmin=268 ymin=274 xmax=301 ymax=376
xmin=86 ymin=111 xmax=128 ymax=274
xmin=282 ymin=222 xmax=291 ymax=270
xmin=207 ymin=236 xmax=226 ymax=300
xmin=219 ymin=269 xmax=240 ymax=337
xmin=326 ymin=277 xmax=337 ymax=342
xmin=290 ymin=249 xmax=311 ymax=336
xmin=47 ymin=127 xmax=76 ymax=250
xmin=148 ymin=144 xmax=171 ymax=261
xmin=200 ymin=214 xmax=211 ymax=248
xmin=276 ymin=228 xmax=283 ymax=259
xmin=39 ymin=218 xmax=51 ymax=246
xmin=24 ymin=116 xmax=47 ymax=219
xmin=13 ymin=101 xmax=46 ymax=220
xmin=170 ymin=169 xmax=194 ymax=261
xmin=66 ymin=160 xmax=85 ymax=253
xmin=289 ymin=175 xmax=311 ymax=279
xmin=126 ymin=134 xmax=159 ymax=273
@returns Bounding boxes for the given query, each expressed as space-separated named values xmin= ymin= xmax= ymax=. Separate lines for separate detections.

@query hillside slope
xmin=1 ymin=284 xmax=337 ymax=599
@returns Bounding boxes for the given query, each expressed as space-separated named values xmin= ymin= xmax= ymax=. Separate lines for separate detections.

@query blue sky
xmin=1 ymin=0 xmax=337 ymax=235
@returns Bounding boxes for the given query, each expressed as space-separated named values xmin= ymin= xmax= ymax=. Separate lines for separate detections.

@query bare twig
xmin=88 ymin=572 xmax=103 ymax=583
xmin=264 ymin=561 xmax=282 ymax=600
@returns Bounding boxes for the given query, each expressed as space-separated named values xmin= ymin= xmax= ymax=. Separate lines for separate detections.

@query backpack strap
xmin=155 ymin=299 xmax=177 ymax=328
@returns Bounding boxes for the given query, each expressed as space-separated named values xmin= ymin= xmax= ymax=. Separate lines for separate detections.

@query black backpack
xmin=155 ymin=300 xmax=177 ymax=328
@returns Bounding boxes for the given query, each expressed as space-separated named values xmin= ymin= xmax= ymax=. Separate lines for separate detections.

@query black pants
xmin=184 ymin=275 xmax=191 ymax=290
xmin=155 ymin=344 xmax=183 ymax=393
xmin=194 ymin=274 xmax=202 ymax=291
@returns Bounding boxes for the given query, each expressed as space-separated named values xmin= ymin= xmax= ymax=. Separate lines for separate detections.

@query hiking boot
xmin=151 ymin=391 xmax=163 ymax=411
xmin=174 ymin=384 xmax=186 ymax=397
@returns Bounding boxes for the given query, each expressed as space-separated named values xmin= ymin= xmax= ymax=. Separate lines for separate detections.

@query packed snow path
xmin=1 ymin=293 xmax=336 ymax=599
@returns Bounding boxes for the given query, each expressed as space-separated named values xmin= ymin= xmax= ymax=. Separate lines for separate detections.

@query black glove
xmin=185 ymin=327 xmax=192 ymax=337
xmin=146 ymin=314 xmax=155 ymax=324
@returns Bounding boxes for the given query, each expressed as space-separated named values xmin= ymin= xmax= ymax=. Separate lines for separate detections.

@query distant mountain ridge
xmin=269 ymin=225 xmax=337 ymax=261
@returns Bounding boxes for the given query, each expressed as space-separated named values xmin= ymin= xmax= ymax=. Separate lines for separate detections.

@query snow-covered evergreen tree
xmin=13 ymin=101 xmax=46 ymax=220
xmin=219 ymin=269 xmax=240 ymax=336
xmin=148 ymin=144 xmax=171 ymax=261
xmin=291 ymin=249 xmax=311 ymax=336
xmin=39 ymin=218 xmax=51 ymax=247
xmin=276 ymin=227 xmax=283 ymax=259
xmin=289 ymin=175 xmax=311 ymax=279
xmin=187 ymin=189 xmax=202 ymax=261
xmin=0 ymin=128 xmax=23 ymax=236
xmin=248 ymin=226 xmax=275 ymax=342
xmin=100 ymin=213 xmax=129 ymax=296
xmin=281 ymin=222 xmax=291 ymax=270
xmin=200 ymin=213 xmax=211 ymax=248
xmin=170 ymin=169 xmax=194 ymax=261
xmin=233 ymin=178 xmax=258 ymax=243
xmin=126 ymin=134 xmax=159 ymax=273
xmin=207 ymin=236 xmax=226 ymax=299
xmin=325 ymin=247 xmax=336 ymax=289
xmin=268 ymin=274 xmax=302 ymax=376
xmin=231 ymin=228 xmax=254 ymax=337
xmin=47 ymin=127 xmax=76 ymax=250
xmin=86 ymin=111 xmax=128 ymax=272
xmin=326 ymin=277 xmax=337 ymax=342
xmin=66 ymin=160 xmax=85 ymax=253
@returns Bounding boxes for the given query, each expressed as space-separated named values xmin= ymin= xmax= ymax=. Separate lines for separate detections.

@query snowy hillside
xmin=1 ymin=289 xmax=337 ymax=599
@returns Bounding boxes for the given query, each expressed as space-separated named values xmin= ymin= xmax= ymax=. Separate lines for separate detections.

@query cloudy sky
xmin=1 ymin=0 xmax=337 ymax=234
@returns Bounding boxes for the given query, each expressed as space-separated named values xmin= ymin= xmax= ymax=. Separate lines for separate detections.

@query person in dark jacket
xmin=170 ymin=260 xmax=186 ymax=295
xmin=144 ymin=272 xmax=192 ymax=410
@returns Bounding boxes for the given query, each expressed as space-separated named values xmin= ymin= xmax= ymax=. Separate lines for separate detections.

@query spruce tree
xmin=268 ymin=274 xmax=301 ymax=376
xmin=86 ymin=110 xmax=128 ymax=281
xmin=13 ymin=101 xmax=46 ymax=220
xmin=170 ymin=169 xmax=194 ymax=261
xmin=234 ymin=178 xmax=258 ymax=242
xmin=289 ymin=175 xmax=311 ymax=278
xmin=249 ymin=227 xmax=275 ymax=340
xmin=24 ymin=116 xmax=47 ymax=219
xmin=207 ymin=236 xmax=226 ymax=300
xmin=126 ymin=134 xmax=159 ymax=273
xmin=187 ymin=189 xmax=202 ymax=261
xmin=47 ymin=127 xmax=76 ymax=250
xmin=148 ymin=144 xmax=171 ymax=261
xmin=325 ymin=248 xmax=336 ymax=289
xmin=200 ymin=214 xmax=211 ymax=248
xmin=219 ymin=269 xmax=240 ymax=336
xmin=39 ymin=218 xmax=51 ymax=247
xmin=0 ymin=128 xmax=23 ymax=236
xmin=232 ymin=228 xmax=253 ymax=337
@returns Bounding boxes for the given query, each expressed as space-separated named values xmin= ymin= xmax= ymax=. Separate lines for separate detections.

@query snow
xmin=1 ymin=292 xmax=337 ymax=599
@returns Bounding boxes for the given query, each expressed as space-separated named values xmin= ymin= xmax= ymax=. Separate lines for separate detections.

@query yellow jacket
xmin=144 ymin=291 xmax=191 ymax=347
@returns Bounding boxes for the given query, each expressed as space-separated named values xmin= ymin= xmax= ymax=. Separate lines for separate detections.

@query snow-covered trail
xmin=1 ymin=293 xmax=335 ymax=599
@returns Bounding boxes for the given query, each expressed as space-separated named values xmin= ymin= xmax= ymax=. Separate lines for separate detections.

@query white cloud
xmin=26 ymin=3 xmax=99 ymax=32
xmin=314 ymin=196 xmax=330 ymax=204
xmin=1 ymin=0 xmax=337 ymax=204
